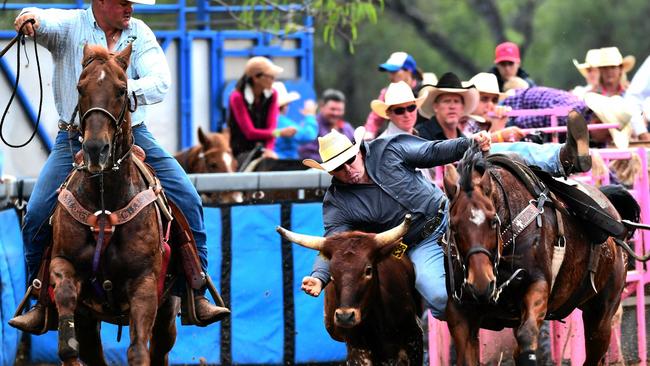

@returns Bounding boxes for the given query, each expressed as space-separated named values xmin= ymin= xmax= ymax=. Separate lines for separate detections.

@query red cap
xmin=494 ymin=42 xmax=520 ymax=64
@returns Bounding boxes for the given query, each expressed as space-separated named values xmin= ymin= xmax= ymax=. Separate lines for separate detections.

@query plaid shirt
xmin=23 ymin=6 xmax=171 ymax=125
xmin=501 ymin=87 xmax=591 ymax=129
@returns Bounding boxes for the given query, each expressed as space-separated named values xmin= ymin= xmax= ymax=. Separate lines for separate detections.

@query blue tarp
xmin=0 ymin=209 xmax=24 ymax=366
xmin=18 ymin=203 xmax=346 ymax=364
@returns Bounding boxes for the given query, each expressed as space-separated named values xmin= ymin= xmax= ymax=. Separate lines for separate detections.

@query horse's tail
xmin=600 ymin=184 xmax=641 ymax=238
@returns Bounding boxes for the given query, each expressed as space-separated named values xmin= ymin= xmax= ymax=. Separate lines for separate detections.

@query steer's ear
xmin=378 ymin=237 xmax=404 ymax=258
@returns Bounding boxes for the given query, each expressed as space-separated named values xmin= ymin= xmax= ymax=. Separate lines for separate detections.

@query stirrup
xmin=12 ymin=281 xmax=55 ymax=335
xmin=180 ymin=273 xmax=226 ymax=327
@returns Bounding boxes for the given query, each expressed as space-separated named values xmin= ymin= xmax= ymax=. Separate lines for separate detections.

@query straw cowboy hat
xmin=244 ymin=56 xmax=284 ymax=78
xmin=418 ymin=72 xmax=479 ymax=119
xmin=370 ymin=81 xmax=427 ymax=119
xmin=584 ymin=92 xmax=634 ymax=148
xmin=129 ymin=0 xmax=155 ymax=5
xmin=273 ymin=82 xmax=301 ymax=107
xmin=303 ymin=127 xmax=366 ymax=171
xmin=462 ymin=72 xmax=504 ymax=97
xmin=592 ymin=47 xmax=635 ymax=73
xmin=573 ymin=49 xmax=601 ymax=78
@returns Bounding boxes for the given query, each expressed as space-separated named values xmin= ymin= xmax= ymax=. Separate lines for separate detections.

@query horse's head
xmin=277 ymin=216 xmax=410 ymax=328
xmin=196 ymin=127 xmax=238 ymax=174
xmin=444 ymin=147 xmax=501 ymax=303
xmin=77 ymin=44 xmax=133 ymax=173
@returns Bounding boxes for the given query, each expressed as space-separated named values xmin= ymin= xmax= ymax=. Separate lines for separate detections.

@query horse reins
xmin=0 ymin=19 xmax=44 ymax=148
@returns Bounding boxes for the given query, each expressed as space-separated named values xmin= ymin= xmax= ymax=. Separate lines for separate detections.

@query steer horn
xmin=276 ymin=226 xmax=326 ymax=251
xmin=374 ymin=214 xmax=412 ymax=247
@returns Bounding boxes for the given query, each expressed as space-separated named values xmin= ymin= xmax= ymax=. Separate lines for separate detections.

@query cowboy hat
xmin=418 ymin=72 xmax=479 ymax=119
xmin=244 ymin=56 xmax=284 ymax=78
xmin=462 ymin=72 xmax=505 ymax=98
xmin=584 ymin=92 xmax=634 ymax=148
xmin=370 ymin=81 xmax=427 ymax=119
xmin=273 ymin=82 xmax=301 ymax=107
xmin=303 ymin=127 xmax=366 ymax=172
xmin=573 ymin=49 xmax=601 ymax=78
xmin=592 ymin=47 xmax=635 ymax=73
xmin=129 ymin=0 xmax=155 ymax=4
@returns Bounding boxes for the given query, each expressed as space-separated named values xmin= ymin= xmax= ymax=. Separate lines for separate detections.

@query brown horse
xmin=442 ymin=147 xmax=631 ymax=365
xmin=48 ymin=44 xmax=177 ymax=365
xmin=174 ymin=127 xmax=243 ymax=203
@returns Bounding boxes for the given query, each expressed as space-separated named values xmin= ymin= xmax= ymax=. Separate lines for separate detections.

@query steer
xmin=277 ymin=215 xmax=422 ymax=364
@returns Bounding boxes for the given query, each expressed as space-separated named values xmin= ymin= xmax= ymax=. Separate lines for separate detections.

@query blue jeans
xmin=22 ymin=125 xmax=207 ymax=283
xmin=491 ymin=142 xmax=564 ymax=176
xmin=407 ymin=206 xmax=449 ymax=319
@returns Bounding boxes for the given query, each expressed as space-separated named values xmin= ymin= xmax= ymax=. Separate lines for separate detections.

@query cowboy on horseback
xmin=9 ymin=0 xmax=229 ymax=334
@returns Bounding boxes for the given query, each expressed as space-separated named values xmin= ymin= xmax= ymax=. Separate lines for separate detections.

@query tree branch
xmin=383 ymin=0 xmax=479 ymax=75
xmin=465 ymin=0 xmax=506 ymax=43
xmin=513 ymin=0 xmax=543 ymax=58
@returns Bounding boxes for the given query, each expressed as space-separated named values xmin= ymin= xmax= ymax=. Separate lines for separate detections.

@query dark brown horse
xmin=276 ymin=216 xmax=423 ymax=364
xmin=48 ymin=44 xmax=177 ymax=365
xmin=174 ymin=127 xmax=243 ymax=203
xmin=442 ymin=147 xmax=631 ymax=365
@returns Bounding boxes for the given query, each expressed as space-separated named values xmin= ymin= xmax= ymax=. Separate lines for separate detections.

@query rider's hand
xmin=472 ymin=130 xmax=491 ymax=151
xmin=301 ymin=276 xmax=323 ymax=297
xmin=14 ymin=13 xmax=39 ymax=37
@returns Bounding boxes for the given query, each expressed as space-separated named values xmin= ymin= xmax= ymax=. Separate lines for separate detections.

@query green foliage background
xmin=314 ymin=0 xmax=650 ymax=124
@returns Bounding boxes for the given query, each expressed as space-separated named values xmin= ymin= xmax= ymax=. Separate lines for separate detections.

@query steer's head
xmin=277 ymin=215 xmax=411 ymax=328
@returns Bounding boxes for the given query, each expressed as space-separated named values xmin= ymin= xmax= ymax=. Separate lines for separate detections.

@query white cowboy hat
xmin=592 ymin=47 xmax=635 ymax=73
xmin=129 ymin=0 xmax=155 ymax=4
xmin=418 ymin=72 xmax=479 ymax=119
xmin=421 ymin=72 xmax=438 ymax=87
xmin=370 ymin=81 xmax=427 ymax=119
xmin=302 ymin=127 xmax=366 ymax=172
xmin=273 ymin=81 xmax=301 ymax=107
xmin=584 ymin=92 xmax=634 ymax=148
xmin=573 ymin=49 xmax=601 ymax=78
xmin=462 ymin=72 xmax=505 ymax=97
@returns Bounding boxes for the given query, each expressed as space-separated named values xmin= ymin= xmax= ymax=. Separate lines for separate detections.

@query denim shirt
xmin=311 ymin=133 xmax=471 ymax=285
xmin=22 ymin=6 xmax=171 ymax=125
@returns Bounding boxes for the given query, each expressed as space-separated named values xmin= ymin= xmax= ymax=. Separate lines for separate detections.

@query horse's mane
xmin=457 ymin=142 xmax=487 ymax=193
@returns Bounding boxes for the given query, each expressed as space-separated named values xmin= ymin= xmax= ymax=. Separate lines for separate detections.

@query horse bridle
xmin=76 ymin=57 xmax=137 ymax=171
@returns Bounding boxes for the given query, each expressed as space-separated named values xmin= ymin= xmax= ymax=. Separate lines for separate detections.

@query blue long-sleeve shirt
xmin=274 ymin=114 xmax=318 ymax=159
xmin=22 ymin=6 xmax=171 ymax=125
xmin=311 ymin=133 xmax=471 ymax=285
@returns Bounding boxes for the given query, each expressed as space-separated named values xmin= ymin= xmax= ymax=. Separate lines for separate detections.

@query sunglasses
xmin=332 ymin=154 xmax=357 ymax=172
xmin=389 ymin=104 xmax=417 ymax=115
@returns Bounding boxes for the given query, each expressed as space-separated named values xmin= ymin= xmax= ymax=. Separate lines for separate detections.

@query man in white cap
xmin=11 ymin=0 xmax=229 ymax=333
xmin=299 ymin=125 xmax=491 ymax=319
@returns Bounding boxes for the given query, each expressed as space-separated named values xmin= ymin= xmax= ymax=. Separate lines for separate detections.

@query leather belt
xmin=421 ymin=200 xmax=448 ymax=240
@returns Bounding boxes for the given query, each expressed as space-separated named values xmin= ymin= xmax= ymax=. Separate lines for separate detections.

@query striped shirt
xmin=22 ymin=6 xmax=171 ymax=125
xmin=501 ymin=87 xmax=592 ymax=129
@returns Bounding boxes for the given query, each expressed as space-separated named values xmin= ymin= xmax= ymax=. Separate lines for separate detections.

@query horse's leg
xmin=127 ymin=274 xmax=158 ymax=366
xmin=446 ymin=300 xmax=479 ymax=365
xmin=581 ymin=280 xmax=624 ymax=365
xmin=150 ymin=296 xmax=180 ymax=366
xmin=50 ymin=257 xmax=82 ymax=366
xmin=514 ymin=281 xmax=548 ymax=366
xmin=76 ymin=313 xmax=107 ymax=366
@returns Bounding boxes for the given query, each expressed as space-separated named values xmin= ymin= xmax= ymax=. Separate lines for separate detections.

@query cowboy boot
xmin=560 ymin=110 xmax=591 ymax=174
xmin=194 ymin=293 xmax=230 ymax=325
xmin=9 ymin=302 xmax=48 ymax=334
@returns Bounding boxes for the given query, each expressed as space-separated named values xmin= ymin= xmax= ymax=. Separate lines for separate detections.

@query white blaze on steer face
xmin=469 ymin=207 xmax=486 ymax=226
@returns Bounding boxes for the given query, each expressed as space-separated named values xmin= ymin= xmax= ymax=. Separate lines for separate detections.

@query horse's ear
xmin=443 ymin=164 xmax=459 ymax=200
xmin=115 ymin=43 xmax=133 ymax=71
xmin=198 ymin=126 xmax=208 ymax=147
xmin=82 ymin=44 xmax=94 ymax=66
xmin=479 ymin=169 xmax=492 ymax=196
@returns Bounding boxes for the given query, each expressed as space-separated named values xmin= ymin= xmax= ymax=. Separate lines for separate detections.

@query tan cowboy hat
xmin=573 ymin=49 xmax=601 ymax=78
xmin=421 ymin=72 xmax=438 ymax=87
xmin=244 ymin=56 xmax=284 ymax=78
xmin=418 ymin=72 xmax=479 ymax=119
xmin=584 ymin=92 xmax=634 ymax=148
xmin=303 ymin=127 xmax=366 ymax=172
xmin=273 ymin=81 xmax=301 ymax=107
xmin=592 ymin=47 xmax=635 ymax=73
xmin=129 ymin=0 xmax=155 ymax=4
xmin=462 ymin=72 xmax=505 ymax=98
xmin=370 ymin=81 xmax=427 ymax=119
